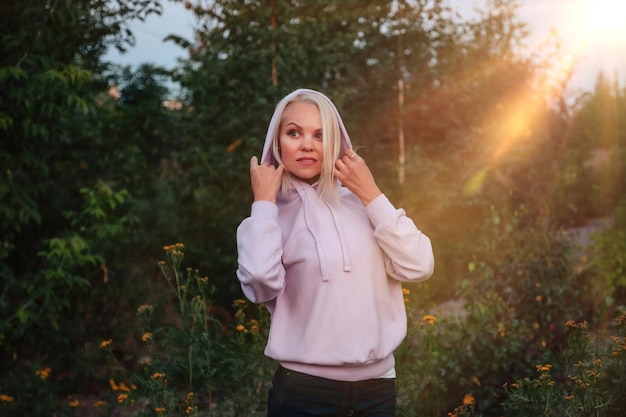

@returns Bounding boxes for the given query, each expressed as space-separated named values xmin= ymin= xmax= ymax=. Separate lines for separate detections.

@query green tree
xmin=553 ymin=72 xmax=625 ymax=223
xmin=0 ymin=1 xmax=164 ymax=413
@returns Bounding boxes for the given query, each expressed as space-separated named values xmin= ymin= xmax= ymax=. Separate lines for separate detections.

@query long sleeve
xmin=365 ymin=194 xmax=434 ymax=282
xmin=236 ymin=201 xmax=286 ymax=303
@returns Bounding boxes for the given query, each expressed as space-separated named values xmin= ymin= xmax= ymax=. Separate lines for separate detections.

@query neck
xmin=295 ymin=174 xmax=320 ymax=185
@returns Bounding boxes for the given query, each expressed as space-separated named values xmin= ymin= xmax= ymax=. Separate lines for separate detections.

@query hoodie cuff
xmin=365 ymin=194 xmax=398 ymax=227
xmin=250 ymin=200 xmax=279 ymax=220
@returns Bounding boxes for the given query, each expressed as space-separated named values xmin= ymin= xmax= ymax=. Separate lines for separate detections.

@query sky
xmin=104 ymin=0 xmax=626 ymax=94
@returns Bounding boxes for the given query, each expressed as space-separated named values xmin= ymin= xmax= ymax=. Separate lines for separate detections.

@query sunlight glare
xmin=567 ymin=0 xmax=626 ymax=49
xmin=538 ymin=0 xmax=626 ymax=97
xmin=580 ymin=0 xmax=626 ymax=38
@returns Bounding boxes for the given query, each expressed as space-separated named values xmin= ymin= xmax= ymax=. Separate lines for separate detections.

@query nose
xmin=300 ymin=135 xmax=314 ymax=150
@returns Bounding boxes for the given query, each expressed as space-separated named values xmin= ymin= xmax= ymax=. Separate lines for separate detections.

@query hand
xmin=250 ymin=156 xmax=285 ymax=203
xmin=334 ymin=150 xmax=382 ymax=206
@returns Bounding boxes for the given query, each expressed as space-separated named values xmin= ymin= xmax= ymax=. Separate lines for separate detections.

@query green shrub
xmin=396 ymin=203 xmax=603 ymax=417
xmin=502 ymin=313 xmax=626 ymax=417
xmin=97 ymin=243 xmax=273 ymax=417
xmin=592 ymin=199 xmax=626 ymax=306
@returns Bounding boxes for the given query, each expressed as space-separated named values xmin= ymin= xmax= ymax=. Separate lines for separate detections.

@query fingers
xmin=250 ymin=156 xmax=284 ymax=176
xmin=337 ymin=150 xmax=360 ymax=169
xmin=340 ymin=150 xmax=360 ymax=163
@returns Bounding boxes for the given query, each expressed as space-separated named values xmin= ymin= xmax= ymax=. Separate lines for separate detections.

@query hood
xmin=260 ymin=88 xmax=353 ymax=166
xmin=260 ymin=89 xmax=354 ymax=281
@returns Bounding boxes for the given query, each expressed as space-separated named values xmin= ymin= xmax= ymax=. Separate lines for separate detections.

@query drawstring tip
xmin=343 ymin=266 xmax=352 ymax=272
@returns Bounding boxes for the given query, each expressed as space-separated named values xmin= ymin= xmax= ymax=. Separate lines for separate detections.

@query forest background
xmin=1 ymin=0 xmax=625 ymax=416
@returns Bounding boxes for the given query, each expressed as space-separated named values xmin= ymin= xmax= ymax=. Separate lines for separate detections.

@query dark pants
xmin=268 ymin=366 xmax=396 ymax=417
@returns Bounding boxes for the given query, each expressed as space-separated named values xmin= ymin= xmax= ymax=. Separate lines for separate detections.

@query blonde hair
xmin=267 ymin=90 xmax=343 ymax=202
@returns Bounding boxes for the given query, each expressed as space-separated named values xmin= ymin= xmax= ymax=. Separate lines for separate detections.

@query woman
xmin=236 ymin=88 xmax=434 ymax=416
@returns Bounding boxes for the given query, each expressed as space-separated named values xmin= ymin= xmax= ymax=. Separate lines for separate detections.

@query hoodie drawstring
xmin=325 ymin=201 xmax=352 ymax=273
xmin=297 ymin=186 xmax=329 ymax=281
xmin=294 ymin=183 xmax=351 ymax=281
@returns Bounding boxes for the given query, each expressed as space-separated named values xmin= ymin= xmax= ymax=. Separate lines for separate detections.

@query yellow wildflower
xmin=422 ymin=314 xmax=437 ymax=325
xmin=94 ymin=400 xmax=107 ymax=408
xmin=233 ymin=299 xmax=246 ymax=307
xmin=236 ymin=324 xmax=247 ymax=332
xmin=186 ymin=406 xmax=194 ymax=414
xmin=137 ymin=304 xmax=153 ymax=314
xmin=0 ymin=394 xmax=15 ymax=403
xmin=117 ymin=381 xmax=132 ymax=393
xmin=163 ymin=243 xmax=184 ymax=251
xmin=565 ymin=320 xmax=587 ymax=330
xmin=155 ymin=407 xmax=166 ymax=414
xmin=586 ymin=370 xmax=600 ymax=378
xmin=142 ymin=332 xmax=153 ymax=342
xmin=402 ymin=288 xmax=410 ymax=295
xmin=463 ymin=393 xmax=476 ymax=405
xmin=536 ymin=364 xmax=552 ymax=373
xmin=152 ymin=372 xmax=166 ymax=380
xmin=100 ymin=339 xmax=113 ymax=349
xmin=186 ymin=392 xmax=195 ymax=401
xmin=68 ymin=398 xmax=79 ymax=407
xmin=117 ymin=394 xmax=128 ymax=404
xmin=35 ymin=367 xmax=51 ymax=380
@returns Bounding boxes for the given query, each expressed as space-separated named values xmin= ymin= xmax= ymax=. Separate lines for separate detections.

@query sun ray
xmin=559 ymin=0 xmax=626 ymax=74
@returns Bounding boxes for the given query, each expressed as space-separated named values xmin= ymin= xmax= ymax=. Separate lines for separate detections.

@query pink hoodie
xmin=236 ymin=89 xmax=434 ymax=382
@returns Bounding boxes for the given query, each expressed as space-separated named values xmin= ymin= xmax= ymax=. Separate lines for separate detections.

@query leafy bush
xmin=502 ymin=314 xmax=626 ymax=417
xmin=0 ymin=182 xmax=136 ymax=416
xmin=395 ymin=202 xmax=606 ymax=417
xmin=97 ymin=244 xmax=273 ymax=417
xmin=592 ymin=199 xmax=626 ymax=306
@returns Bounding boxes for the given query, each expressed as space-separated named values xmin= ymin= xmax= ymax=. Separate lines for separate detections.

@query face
xmin=278 ymin=101 xmax=324 ymax=183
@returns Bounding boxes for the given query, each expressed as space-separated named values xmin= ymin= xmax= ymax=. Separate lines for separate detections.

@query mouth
xmin=296 ymin=157 xmax=317 ymax=164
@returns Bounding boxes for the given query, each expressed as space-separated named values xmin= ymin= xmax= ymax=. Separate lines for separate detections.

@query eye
xmin=287 ymin=129 xmax=299 ymax=138
xmin=315 ymin=132 xmax=323 ymax=141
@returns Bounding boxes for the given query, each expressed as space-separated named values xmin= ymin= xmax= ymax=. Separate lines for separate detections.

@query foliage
xmin=502 ymin=315 xmax=626 ymax=417
xmin=591 ymin=199 xmax=626 ymax=305
xmin=0 ymin=0 xmax=164 ymax=415
xmin=551 ymin=73 xmax=626 ymax=225
xmin=1 ymin=0 xmax=626 ymax=416
xmin=395 ymin=200 xmax=607 ymax=416
xmin=97 ymin=244 xmax=273 ymax=417
xmin=0 ymin=181 xmax=136 ymax=415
